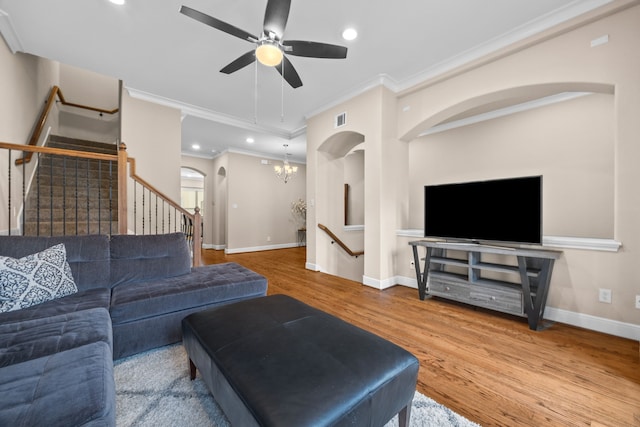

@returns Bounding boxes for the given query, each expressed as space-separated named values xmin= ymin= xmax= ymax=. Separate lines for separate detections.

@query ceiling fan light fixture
xmin=256 ymin=40 xmax=283 ymax=67
xmin=342 ymin=28 xmax=358 ymax=41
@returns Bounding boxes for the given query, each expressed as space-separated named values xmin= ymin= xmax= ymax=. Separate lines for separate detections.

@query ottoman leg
xmin=189 ymin=358 xmax=197 ymax=380
xmin=398 ymin=399 xmax=413 ymax=427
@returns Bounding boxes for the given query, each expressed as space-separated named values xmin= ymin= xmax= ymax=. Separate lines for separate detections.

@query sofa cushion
xmin=109 ymin=232 xmax=191 ymax=287
xmin=0 ymin=235 xmax=111 ymax=291
xmin=0 ymin=308 xmax=112 ymax=368
xmin=109 ymin=262 xmax=267 ymax=325
xmin=0 ymin=288 xmax=111 ymax=324
xmin=0 ymin=244 xmax=77 ymax=313
xmin=0 ymin=341 xmax=115 ymax=427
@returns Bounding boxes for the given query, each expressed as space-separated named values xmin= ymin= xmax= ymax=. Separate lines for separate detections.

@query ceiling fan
xmin=180 ymin=0 xmax=348 ymax=88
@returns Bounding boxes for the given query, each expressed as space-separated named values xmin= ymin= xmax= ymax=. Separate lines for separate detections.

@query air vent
xmin=335 ymin=112 xmax=347 ymax=128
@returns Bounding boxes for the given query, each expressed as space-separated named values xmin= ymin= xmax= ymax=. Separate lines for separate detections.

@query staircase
xmin=23 ymin=135 xmax=119 ymax=236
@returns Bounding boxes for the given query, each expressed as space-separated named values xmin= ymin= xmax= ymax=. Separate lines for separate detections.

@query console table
xmin=409 ymin=240 xmax=561 ymax=330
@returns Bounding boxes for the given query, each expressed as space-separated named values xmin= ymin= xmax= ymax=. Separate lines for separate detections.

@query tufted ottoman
xmin=182 ymin=294 xmax=419 ymax=427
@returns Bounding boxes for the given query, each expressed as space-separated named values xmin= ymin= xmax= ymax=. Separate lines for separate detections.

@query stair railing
xmin=15 ymin=85 xmax=119 ymax=166
xmin=123 ymin=144 xmax=202 ymax=266
xmin=317 ymin=223 xmax=364 ymax=257
xmin=0 ymin=141 xmax=202 ymax=266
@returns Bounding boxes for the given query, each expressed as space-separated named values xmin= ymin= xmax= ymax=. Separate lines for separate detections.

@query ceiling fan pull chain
xmin=281 ymin=61 xmax=285 ymax=122
xmin=254 ymin=59 xmax=258 ymax=124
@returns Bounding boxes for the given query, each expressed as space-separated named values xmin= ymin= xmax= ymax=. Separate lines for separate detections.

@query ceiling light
xmin=109 ymin=0 xmax=125 ymax=5
xmin=274 ymin=144 xmax=298 ymax=184
xmin=192 ymin=144 xmax=200 ymax=150
xmin=255 ymin=40 xmax=283 ymax=67
xmin=246 ymin=137 xmax=255 ymax=143
xmin=342 ymin=28 xmax=358 ymax=41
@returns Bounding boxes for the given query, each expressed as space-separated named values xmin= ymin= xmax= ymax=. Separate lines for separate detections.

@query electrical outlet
xmin=598 ymin=288 xmax=612 ymax=304
xmin=635 ymin=295 xmax=640 ymax=309
xmin=266 ymin=236 xmax=271 ymax=242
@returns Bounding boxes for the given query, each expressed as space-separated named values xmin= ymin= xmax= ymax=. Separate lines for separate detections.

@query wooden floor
xmin=201 ymin=247 xmax=640 ymax=427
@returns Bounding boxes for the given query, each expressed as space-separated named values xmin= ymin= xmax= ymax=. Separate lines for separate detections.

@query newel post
xmin=117 ymin=142 xmax=128 ymax=235
xmin=192 ymin=207 xmax=202 ymax=267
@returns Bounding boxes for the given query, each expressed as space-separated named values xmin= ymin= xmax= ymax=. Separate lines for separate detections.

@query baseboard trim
xmin=544 ymin=307 xmax=639 ymax=341
xmin=305 ymin=262 xmax=321 ymax=272
xmin=202 ymin=244 xmax=226 ymax=250
xmin=226 ymin=242 xmax=301 ymax=254
xmin=380 ymin=275 xmax=639 ymax=341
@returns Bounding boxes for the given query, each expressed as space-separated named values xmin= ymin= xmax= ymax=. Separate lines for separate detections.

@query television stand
xmin=409 ymin=240 xmax=561 ymax=330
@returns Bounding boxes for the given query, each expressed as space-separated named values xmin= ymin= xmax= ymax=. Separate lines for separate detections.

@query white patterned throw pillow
xmin=0 ymin=243 xmax=78 ymax=313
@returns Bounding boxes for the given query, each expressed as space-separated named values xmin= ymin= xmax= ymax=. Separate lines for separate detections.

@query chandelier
xmin=274 ymin=144 xmax=298 ymax=184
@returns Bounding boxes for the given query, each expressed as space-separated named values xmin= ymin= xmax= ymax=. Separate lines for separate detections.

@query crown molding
xmin=395 ymin=0 xmax=616 ymax=94
xmin=0 ymin=9 xmax=23 ymax=53
xmin=304 ymin=74 xmax=401 ymax=120
xmin=125 ymin=86 xmax=298 ymax=140
xmin=306 ymin=0 xmax=617 ymax=120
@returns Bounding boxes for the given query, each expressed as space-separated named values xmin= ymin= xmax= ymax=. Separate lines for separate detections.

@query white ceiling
xmin=0 ymin=0 xmax=613 ymax=163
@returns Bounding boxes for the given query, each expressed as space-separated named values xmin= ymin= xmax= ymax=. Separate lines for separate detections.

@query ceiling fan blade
xmin=180 ymin=5 xmax=257 ymax=42
xmin=275 ymin=56 xmax=303 ymax=88
xmin=220 ymin=51 xmax=256 ymax=74
xmin=283 ymin=40 xmax=348 ymax=59
xmin=263 ymin=0 xmax=291 ymax=40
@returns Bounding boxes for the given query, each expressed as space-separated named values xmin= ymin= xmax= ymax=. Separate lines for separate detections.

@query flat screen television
xmin=424 ymin=175 xmax=542 ymax=245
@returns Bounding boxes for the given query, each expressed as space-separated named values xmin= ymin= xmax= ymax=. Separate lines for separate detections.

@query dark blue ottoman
xmin=182 ymin=294 xmax=419 ymax=427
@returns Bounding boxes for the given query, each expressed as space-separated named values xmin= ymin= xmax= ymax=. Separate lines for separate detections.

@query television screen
xmin=424 ymin=176 xmax=542 ymax=245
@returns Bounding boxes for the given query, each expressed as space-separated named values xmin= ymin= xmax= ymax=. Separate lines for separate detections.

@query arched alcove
xmin=401 ymin=82 xmax=615 ymax=141
xmin=405 ymin=82 xmax=616 ymax=240
xmin=316 ymin=130 xmax=366 ymax=283
xmin=318 ymin=131 xmax=365 ymax=158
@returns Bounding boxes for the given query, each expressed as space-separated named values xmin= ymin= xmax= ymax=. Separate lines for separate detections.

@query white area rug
xmin=115 ymin=344 xmax=481 ymax=427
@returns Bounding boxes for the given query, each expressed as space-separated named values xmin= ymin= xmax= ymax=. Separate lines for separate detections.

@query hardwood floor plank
xmin=201 ymin=247 xmax=640 ymax=427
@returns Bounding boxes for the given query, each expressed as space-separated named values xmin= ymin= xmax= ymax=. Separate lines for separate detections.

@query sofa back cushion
xmin=0 ymin=235 xmax=111 ymax=291
xmin=109 ymin=233 xmax=191 ymax=287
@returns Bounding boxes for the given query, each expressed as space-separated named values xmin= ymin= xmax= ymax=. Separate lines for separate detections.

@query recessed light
xmin=246 ymin=137 xmax=255 ymax=144
xmin=342 ymin=28 xmax=358 ymax=41
xmin=110 ymin=0 xmax=125 ymax=5
xmin=192 ymin=144 xmax=200 ymax=150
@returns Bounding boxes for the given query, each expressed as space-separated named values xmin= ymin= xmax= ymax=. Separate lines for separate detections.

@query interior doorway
xmin=180 ymin=167 xmax=205 ymax=215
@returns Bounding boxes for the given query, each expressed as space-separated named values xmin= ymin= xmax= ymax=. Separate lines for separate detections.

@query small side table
xmin=297 ymin=228 xmax=306 ymax=246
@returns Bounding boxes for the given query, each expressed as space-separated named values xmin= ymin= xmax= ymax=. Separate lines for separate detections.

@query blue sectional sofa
xmin=0 ymin=232 xmax=268 ymax=426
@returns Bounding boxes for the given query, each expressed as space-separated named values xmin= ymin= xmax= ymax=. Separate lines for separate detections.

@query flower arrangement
xmin=291 ymin=198 xmax=307 ymax=228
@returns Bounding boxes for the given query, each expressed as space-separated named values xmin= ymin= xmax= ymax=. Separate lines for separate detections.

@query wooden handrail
xmin=16 ymin=85 xmax=119 ymax=166
xmin=0 ymin=141 xmax=117 ymax=161
xmin=318 ymin=223 xmax=364 ymax=257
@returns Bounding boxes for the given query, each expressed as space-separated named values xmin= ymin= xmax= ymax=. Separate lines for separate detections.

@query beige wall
xmin=408 ymin=93 xmax=615 ymax=238
xmin=121 ymin=90 xmax=181 ymax=200
xmin=226 ymin=151 xmax=306 ymax=252
xmin=307 ymin=86 xmax=408 ymax=285
xmin=120 ymin=90 xmax=182 ymax=234
xmin=58 ymin=63 xmax=120 ymax=143
xmin=0 ymin=43 xmax=59 ymax=233
xmin=307 ymin=4 xmax=640 ymax=336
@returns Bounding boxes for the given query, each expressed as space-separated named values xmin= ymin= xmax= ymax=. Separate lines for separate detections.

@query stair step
xmin=24 ymin=135 xmax=122 ymax=236
xmin=31 ymin=177 xmax=118 ymax=195
xmin=47 ymin=135 xmax=118 ymax=155
xmin=24 ymin=207 xmax=117 ymax=222
xmin=37 ymin=158 xmax=118 ymax=172
xmin=23 ymin=221 xmax=120 ymax=237
xmin=26 ymin=195 xmax=117 ymax=208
